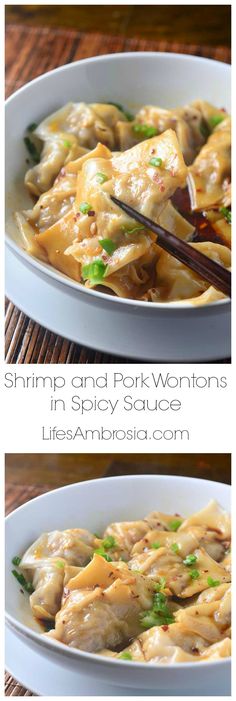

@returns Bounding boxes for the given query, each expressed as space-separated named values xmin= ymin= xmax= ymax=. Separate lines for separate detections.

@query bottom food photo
xmin=5 ymin=454 xmax=231 ymax=697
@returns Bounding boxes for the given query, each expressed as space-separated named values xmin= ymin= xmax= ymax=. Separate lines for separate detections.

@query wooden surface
xmin=5 ymin=452 xmax=231 ymax=695
xmin=5 ymin=5 xmax=231 ymax=46
xmin=5 ymin=24 xmax=230 ymax=363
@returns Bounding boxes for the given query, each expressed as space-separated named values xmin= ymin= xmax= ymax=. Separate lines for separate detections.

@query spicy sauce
xmin=172 ymin=188 xmax=224 ymax=245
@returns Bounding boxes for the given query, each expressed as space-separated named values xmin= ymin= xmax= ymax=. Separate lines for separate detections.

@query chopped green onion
xmin=140 ymin=591 xmax=174 ymax=629
xmin=24 ymin=137 xmax=40 ymax=164
xmin=151 ymin=542 xmax=161 ymax=549
xmin=79 ymin=201 xmax=93 ymax=214
xmin=94 ymin=548 xmax=112 ymax=562
xmin=149 ymin=156 xmax=162 ymax=167
xmin=219 ymin=206 xmax=231 ymax=224
xmin=63 ymin=139 xmax=72 ymax=148
xmin=102 ymin=535 xmax=117 ymax=550
xmin=171 ymin=543 xmax=180 ymax=554
xmin=119 ymin=651 xmax=133 ymax=660
xmin=108 ymin=102 xmax=134 ymax=122
xmin=27 ymin=122 xmax=38 ymax=132
xmin=169 ymin=519 xmax=182 ymax=532
xmin=96 ymin=172 xmax=108 ymax=184
xmin=207 ymin=576 xmax=220 ymax=587
xmin=189 ymin=569 xmax=200 ymax=580
xmin=133 ymin=123 xmax=158 ymax=138
xmin=12 ymin=569 xmax=34 ymax=593
xmin=183 ymin=554 xmax=197 ymax=566
xmin=154 ymin=577 xmax=166 ymax=591
xmin=82 ymin=259 xmax=107 ymax=284
xmin=56 ymin=560 xmax=64 ymax=568
xmin=99 ymin=238 xmax=117 ymax=255
xmin=12 ymin=556 xmax=21 ymax=566
xmin=94 ymin=532 xmax=101 ymax=538
xmin=122 ymin=224 xmax=145 ymax=236
xmin=209 ymin=114 xmax=225 ymax=129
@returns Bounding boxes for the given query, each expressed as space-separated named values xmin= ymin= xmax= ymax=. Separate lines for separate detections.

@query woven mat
xmin=5 ymin=25 xmax=230 ymax=364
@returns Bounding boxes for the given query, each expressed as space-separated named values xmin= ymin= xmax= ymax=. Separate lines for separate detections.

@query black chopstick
xmin=110 ymin=195 xmax=231 ymax=298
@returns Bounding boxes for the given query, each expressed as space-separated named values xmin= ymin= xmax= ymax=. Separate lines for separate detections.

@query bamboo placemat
xmin=5 ymin=25 xmax=231 ymax=364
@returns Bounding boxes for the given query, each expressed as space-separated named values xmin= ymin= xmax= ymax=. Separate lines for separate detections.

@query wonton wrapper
xmin=188 ymin=116 xmax=231 ymax=210
xmin=20 ymin=528 xmax=100 ymax=569
xmin=48 ymin=554 xmax=155 ymax=652
xmin=155 ymin=242 xmax=231 ymax=303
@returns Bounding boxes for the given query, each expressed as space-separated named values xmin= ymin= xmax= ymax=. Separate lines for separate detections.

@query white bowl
xmin=5 ymin=474 xmax=231 ymax=694
xmin=5 ymin=52 xmax=231 ymax=361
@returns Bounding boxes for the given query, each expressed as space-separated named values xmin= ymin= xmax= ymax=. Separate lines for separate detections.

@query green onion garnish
xmin=171 ymin=543 xmax=180 ymax=554
xmin=102 ymin=535 xmax=117 ymax=550
xmin=209 ymin=114 xmax=225 ymax=129
xmin=149 ymin=157 xmax=162 ymax=167
xmin=27 ymin=122 xmax=38 ymax=132
xmin=108 ymin=102 xmax=134 ymax=122
xmin=189 ymin=569 xmax=200 ymax=580
xmin=79 ymin=202 xmax=93 ymax=214
xmin=140 ymin=591 xmax=174 ymax=629
xmin=12 ymin=569 xmax=34 ymax=593
xmin=154 ymin=577 xmax=166 ymax=591
xmin=99 ymin=238 xmax=117 ymax=255
xmin=122 ymin=224 xmax=145 ymax=236
xmin=56 ymin=560 xmax=64 ymax=568
xmin=12 ymin=556 xmax=21 ymax=566
xmin=119 ymin=651 xmax=133 ymax=660
xmin=207 ymin=576 xmax=220 ymax=587
xmin=96 ymin=172 xmax=108 ymax=184
xmin=94 ymin=548 xmax=112 ymax=562
xmin=82 ymin=259 xmax=107 ymax=284
xmin=169 ymin=519 xmax=182 ymax=532
xmin=183 ymin=554 xmax=197 ymax=566
xmin=151 ymin=542 xmax=161 ymax=549
xmin=63 ymin=139 xmax=72 ymax=148
xmin=219 ymin=206 xmax=231 ymax=224
xmin=133 ymin=123 xmax=158 ymax=138
xmin=24 ymin=137 xmax=40 ymax=164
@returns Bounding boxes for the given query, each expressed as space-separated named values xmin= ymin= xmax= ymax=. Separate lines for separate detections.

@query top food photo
xmin=5 ymin=5 xmax=231 ymax=362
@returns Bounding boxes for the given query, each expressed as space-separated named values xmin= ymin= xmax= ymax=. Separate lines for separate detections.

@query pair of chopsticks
xmin=110 ymin=196 xmax=231 ymax=298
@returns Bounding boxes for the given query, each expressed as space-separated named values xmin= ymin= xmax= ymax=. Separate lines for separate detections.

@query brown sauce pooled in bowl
xmin=171 ymin=188 xmax=225 ymax=246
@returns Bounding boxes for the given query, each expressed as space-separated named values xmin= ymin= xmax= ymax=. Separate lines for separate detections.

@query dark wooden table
xmin=5 ymin=5 xmax=231 ymax=46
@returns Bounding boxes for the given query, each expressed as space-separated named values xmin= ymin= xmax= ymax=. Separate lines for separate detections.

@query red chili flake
xmin=150 ymin=148 xmax=155 ymax=154
xmin=196 ymin=188 xmax=203 ymax=192
xmin=161 ymin=625 xmax=169 ymax=632
xmin=88 ymin=210 xmax=95 ymax=217
xmin=192 ymin=647 xmax=199 ymax=653
xmin=76 ymin=212 xmax=80 ymax=218
xmin=153 ymin=173 xmax=162 ymax=184
xmin=159 ymin=185 xmax=165 ymax=192
xmin=200 ymin=222 xmax=207 ymax=229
